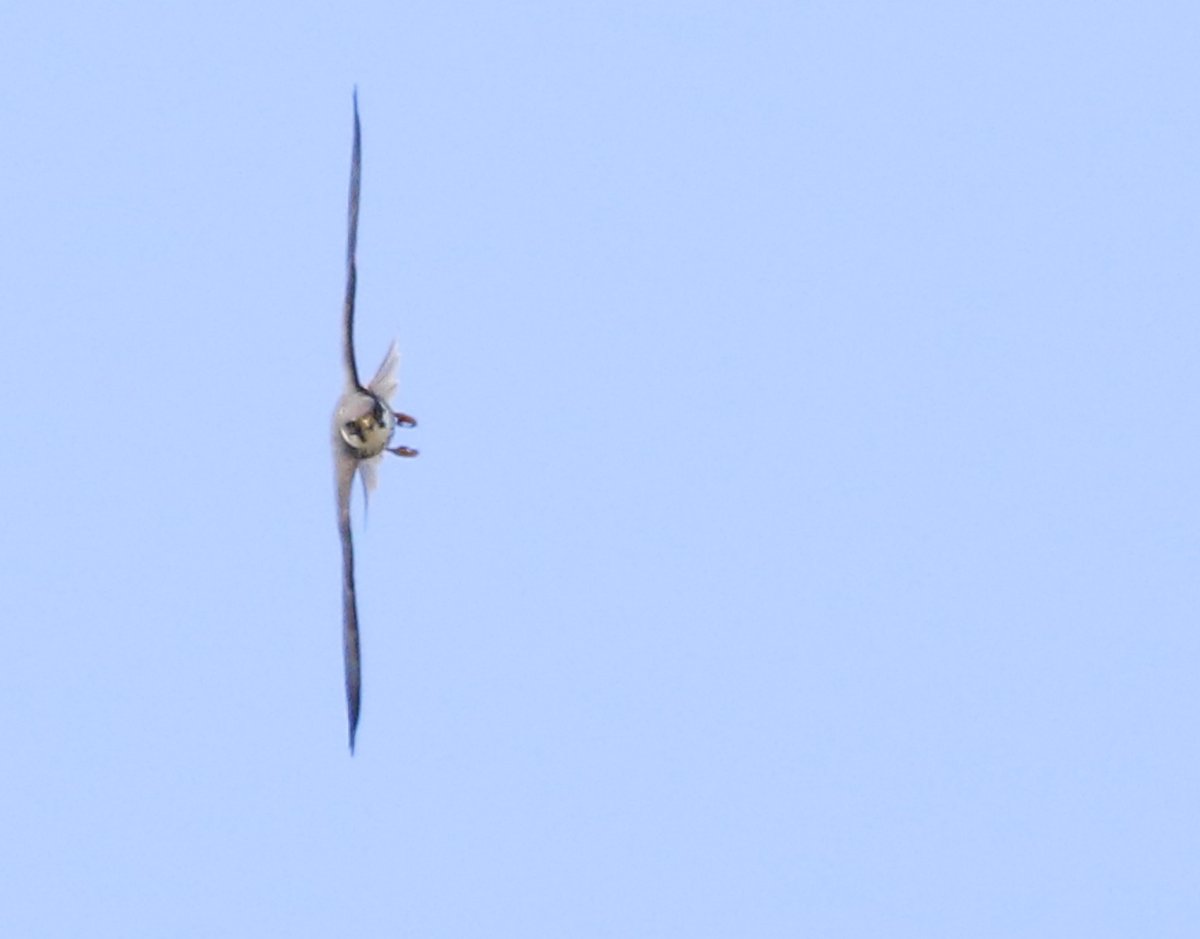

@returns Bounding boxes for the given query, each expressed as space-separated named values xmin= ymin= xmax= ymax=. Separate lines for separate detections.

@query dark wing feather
xmin=343 ymin=89 xmax=363 ymax=391
xmin=336 ymin=450 xmax=361 ymax=752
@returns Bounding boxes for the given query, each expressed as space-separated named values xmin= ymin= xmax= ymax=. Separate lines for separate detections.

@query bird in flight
xmin=332 ymin=90 xmax=418 ymax=753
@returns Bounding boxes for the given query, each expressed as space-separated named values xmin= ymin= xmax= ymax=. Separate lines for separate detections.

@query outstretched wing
xmin=342 ymin=89 xmax=364 ymax=392
xmin=334 ymin=443 xmax=362 ymax=752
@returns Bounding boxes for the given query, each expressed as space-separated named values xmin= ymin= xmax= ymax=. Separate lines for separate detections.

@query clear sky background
xmin=2 ymin=2 xmax=1197 ymax=936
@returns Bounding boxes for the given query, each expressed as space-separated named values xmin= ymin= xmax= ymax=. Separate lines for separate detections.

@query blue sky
xmin=3 ymin=2 xmax=1198 ymax=936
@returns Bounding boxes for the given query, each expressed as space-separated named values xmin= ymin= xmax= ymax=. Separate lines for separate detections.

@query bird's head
xmin=337 ymin=391 xmax=418 ymax=459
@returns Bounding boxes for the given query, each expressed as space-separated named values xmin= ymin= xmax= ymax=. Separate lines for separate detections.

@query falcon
xmin=332 ymin=90 xmax=418 ymax=753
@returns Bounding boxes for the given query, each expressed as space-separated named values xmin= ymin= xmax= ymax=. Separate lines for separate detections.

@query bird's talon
xmin=393 ymin=412 xmax=417 ymax=428
xmin=389 ymin=446 xmax=419 ymax=458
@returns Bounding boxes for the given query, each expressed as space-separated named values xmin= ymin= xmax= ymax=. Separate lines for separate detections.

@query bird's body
xmin=332 ymin=90 xmax=417 ymax=753
xmin=338 ymin=388 xmax=398 ymax=459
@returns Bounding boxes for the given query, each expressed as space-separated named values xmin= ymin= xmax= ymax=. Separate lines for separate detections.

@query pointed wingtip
xmin=348 ymin=696 xmax=359 ymax=755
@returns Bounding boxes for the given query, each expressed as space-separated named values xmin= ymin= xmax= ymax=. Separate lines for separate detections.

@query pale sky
xmin=3 ymin=3 xmax=1198 ymax=936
